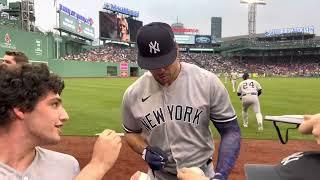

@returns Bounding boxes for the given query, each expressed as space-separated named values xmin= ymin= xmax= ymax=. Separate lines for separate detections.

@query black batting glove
xmin=142 ymin=146 xmax=167 ymax=170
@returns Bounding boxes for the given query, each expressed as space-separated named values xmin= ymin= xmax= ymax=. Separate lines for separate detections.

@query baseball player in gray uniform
xmin=223 ymin=72 xmax=228 ymax=84
xmin=122 ymin=22 xmax=241 ymax=180
xmin=230 ymin=71 xmax=238 ymax=92
xmin=0 ymin=64 xmax=122 ymax=180
xmin=237 ymin=73 xmax=263 ymax=131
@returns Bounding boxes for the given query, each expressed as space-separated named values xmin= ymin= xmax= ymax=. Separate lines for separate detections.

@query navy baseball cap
xmin=136 ymin=22 xmax=177 ymax=70
xmin=245 ymin=151 xmax=320 ymax=180
xmin=243 ymin=72 xmax=249 ymax=79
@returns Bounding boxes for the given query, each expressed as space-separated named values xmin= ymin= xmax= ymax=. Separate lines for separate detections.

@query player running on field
xmin=237 ymin=73 xmax=263 ymax=131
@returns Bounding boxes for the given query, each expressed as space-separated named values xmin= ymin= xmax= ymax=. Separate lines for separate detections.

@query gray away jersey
xmin=230 ymin=72 xmax=238 ymax=80
xmin=122 ymin=62 xmax=237 ymax=174
xmin=0 ymin=147 xmax=80 ymax=180
xmin=237 ymin=79 xmax=262 ymax=95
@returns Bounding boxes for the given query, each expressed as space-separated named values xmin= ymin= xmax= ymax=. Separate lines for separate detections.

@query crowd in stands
xmin=179 ymin=53 xmax=245 ymax=73
xmin=250 ymin=39 xmax=320 ymax=49
xmin=243 ymin=56 xmax=320 ymax=77
xmin=62 ymin=43 xmax=320 ymax=77
xmin=244 ymin=62 xmax=320 ymax=77
xmin=63 ymin=44 xmax=137 ymax=63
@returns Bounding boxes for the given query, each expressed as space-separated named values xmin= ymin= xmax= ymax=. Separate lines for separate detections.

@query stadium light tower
xmin=21 ymin=0 xmax=35 ymax=32
xmin=241 ymin=0 xmax=266 ymax=39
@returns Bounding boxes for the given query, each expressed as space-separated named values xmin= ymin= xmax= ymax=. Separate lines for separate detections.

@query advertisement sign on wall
xmin=59 ymin=12 xmax=95 ymax=40
xmin=174 ymin=35 xmax=195 ymax=44
xmin=195 ymin=35 xmax=212 ymax=44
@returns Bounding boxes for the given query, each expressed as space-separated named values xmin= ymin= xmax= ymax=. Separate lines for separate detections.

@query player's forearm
xmin=214 ymin=120 xmax=241 ymax=179
xmin=124 ymin=132 xmax=147 ymax=154
xmin=74 ymin=162 xmax=108 ymax=180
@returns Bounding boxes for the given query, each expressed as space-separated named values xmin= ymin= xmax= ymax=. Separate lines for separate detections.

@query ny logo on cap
xmin=281 ymin=152 xmax=303 ymax=166
xmin=149 ymin=41 xmax=160 ymax=54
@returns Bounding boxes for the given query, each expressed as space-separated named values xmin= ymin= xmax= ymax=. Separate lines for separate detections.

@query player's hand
xmin=313 ymin=120 xmax=320 ymax=144
xmin=142 ymin=146 xmax=167 ymax=170
xmin=177 ymin=168 xmax=209 ymax=180
xmin=299 ymin=114 xmax=320 ymax=144
xmin=130 ymin=171 xmax=150 ymax=180
xmin=91 ymin=129 xmax=122 ymax=172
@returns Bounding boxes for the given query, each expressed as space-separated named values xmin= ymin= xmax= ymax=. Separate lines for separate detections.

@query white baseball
xmin=188 ymin=167 xmax=205 ymax=176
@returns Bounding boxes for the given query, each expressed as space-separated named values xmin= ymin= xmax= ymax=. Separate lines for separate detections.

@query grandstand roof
xmin=221 ymin=33 xmax=265 ymax=42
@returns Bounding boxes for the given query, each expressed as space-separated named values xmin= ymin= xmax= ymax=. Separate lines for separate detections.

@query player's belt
xmin=242 ymin=93 xmax=257 ymax=96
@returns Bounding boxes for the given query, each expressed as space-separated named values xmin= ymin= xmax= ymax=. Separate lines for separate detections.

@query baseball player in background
xmin=122 ymin=22 xmax=241 ymax=180
xmin=230 ymin=70 xmax=238 ymax=92
xmin=237 ymin=73 xmax=263 ymax=131
xmin=223 ymin=72 xmax=228 ymax=84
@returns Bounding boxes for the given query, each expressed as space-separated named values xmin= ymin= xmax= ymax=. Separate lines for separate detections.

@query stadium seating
xmin=62 ymin=43 xmax=320 ymax=77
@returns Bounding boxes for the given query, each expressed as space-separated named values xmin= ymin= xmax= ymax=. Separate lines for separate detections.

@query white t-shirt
xmin=0 ymin=147 xmax=80 ymax=180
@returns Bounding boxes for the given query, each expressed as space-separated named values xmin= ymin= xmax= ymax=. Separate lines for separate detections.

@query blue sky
xmin=20 ymin=0 xmax=319 ymax=38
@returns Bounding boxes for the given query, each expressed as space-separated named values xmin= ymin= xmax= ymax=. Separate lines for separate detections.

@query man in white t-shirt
xmin=0 ymin=64 xmax=122 ymax=180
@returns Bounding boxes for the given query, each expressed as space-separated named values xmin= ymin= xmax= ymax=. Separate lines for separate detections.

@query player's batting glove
xmin=210 ymin=172 xmax=226 ymax=180
xmin=142 ymin=146 xmax=168 ymax=170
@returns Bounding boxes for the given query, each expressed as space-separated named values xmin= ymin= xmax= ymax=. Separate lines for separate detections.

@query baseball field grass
xmin=61 ymin=77 xmax=319 ymax=141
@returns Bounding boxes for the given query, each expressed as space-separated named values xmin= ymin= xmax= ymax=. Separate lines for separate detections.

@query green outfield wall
xmin=0 ymin=26 xmax=90 ymax=60
xmin=0 ymin=26 xmax=55 ymax=61
xmin=48 ymin=59 xmax=143 ymax=77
